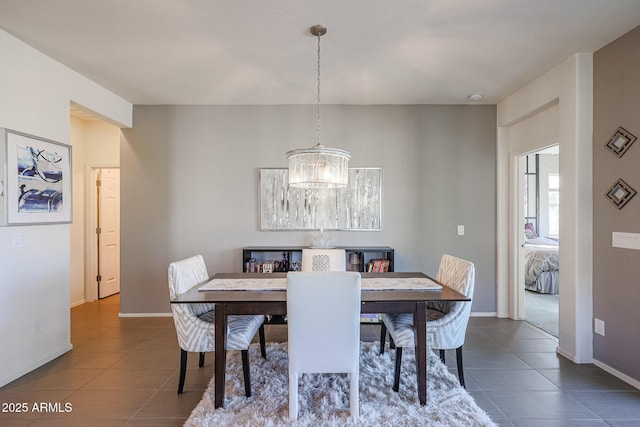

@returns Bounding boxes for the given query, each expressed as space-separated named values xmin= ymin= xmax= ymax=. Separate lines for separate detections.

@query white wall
xmin=0 ymin=29 xmax=131 ymax=386
xmin=70 ymin=117 xmax=87 ymax=306
xmin=497 ymin=54 xmax=594 ymax=363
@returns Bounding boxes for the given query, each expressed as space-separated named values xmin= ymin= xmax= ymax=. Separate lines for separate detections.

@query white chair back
xmin=425 ymin=254 xmax=475 ymax=351
xmin=168 ymin=255 xmax=266 ymax=396
xmin=301 ymin=248 xmax=346 ymax=271
xmin=436 ymin=254 xmax=475 ymax=297
xmin=168 ymin=255 xmax=214 ymax=342
xmin=286 ymin=271 xmax=361 ymax=419
xmin=379 ymin=254 xmax=475 ymax=390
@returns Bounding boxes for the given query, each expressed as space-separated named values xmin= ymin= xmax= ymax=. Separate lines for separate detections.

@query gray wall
xmin=593 ymin=26 xmax=640 ymax=380
xmin=120 ymin=105 xmax=496 ymax=314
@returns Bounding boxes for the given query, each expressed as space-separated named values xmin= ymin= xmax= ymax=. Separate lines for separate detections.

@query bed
xmin=524 ymin=234 xmax=559 ymax=294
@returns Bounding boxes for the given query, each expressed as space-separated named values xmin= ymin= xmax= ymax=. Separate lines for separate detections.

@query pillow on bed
xmin=524 ymin=223 xmax=538 ymax=239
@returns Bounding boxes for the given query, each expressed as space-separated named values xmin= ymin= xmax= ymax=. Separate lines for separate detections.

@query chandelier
xmin=287 ymin=25 xmax=351 ymax=188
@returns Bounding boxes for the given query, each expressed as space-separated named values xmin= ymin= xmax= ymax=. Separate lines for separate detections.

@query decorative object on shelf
xmin=286 ymin=25 xmax=351 ymax=189
xmin=0 ymin=128 xmax=72 ymax=226
xmin=311 ymin=227 xmax=333 ymax=248
xmin=260 ymin=167 xmax=382 ymax=230
xmin=606 ymin=127 xmax=636 ymax=158
xmin=245 ymin=258 xmax=258 ymax=273
xmin=279 ymin=252 xmax=290 ymax=272
xmin=606 ymin=178 xmax=636 ymax=209
xmin=349 ymin=252 xmax=361 ymax=267
xmin=262 ymin=261 xmax=275 ymax=273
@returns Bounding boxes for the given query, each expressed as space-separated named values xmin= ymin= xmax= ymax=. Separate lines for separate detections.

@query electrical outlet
xmin=457 ymin=225 xmax=465 ymax=236
xmin=12 ymin=232 xmax=29 ymax=248
xmin=34 ymin=319 xmax=41 ymax=335
xmin=594 ymin=318 xmax=605 ymax=336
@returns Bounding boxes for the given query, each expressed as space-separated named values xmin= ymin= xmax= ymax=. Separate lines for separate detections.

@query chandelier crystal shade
xmin=287 ymin=25 xmax=351 ymax=188
xmin=287 ymin=145 xmax=351 ymax=188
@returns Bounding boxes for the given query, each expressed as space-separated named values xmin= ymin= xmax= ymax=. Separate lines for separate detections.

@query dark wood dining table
xmin=170 ymin=271 xmax=470 ymax=408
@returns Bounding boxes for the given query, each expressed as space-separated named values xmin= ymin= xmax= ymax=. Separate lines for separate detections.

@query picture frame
xmin=605 ymin=127 xmax=636 ymax=158
xmin=0 ymin=128 xmax=72 ymax=225
xmin=605 ymin=178 xmax=636 ymax=209
xmin=259 ymin=167 xmax=382 ymax=231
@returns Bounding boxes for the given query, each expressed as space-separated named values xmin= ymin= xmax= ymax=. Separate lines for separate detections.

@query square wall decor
xmin=606 ymin=178 xmax=636 ymax=209
xmin=606 ymin=127 xmax=636 ymax=158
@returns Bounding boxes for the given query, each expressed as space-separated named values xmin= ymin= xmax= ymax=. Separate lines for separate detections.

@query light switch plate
xmin=12 ymin=232 xmax=29 ymax=248
xmin=594 ymin=318 xmax=605 ymax=336
xmin=612 ymin=232 xmax=640 ymax=250
xmin=457 ymin=225 xmax=464 ymax=236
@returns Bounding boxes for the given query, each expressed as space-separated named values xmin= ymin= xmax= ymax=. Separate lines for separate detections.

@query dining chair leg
xmin=289 ymin=371 xmax=299 ymax=420
xmin=389 ymin=335 xmax=396 ymax=350
xmin=259 ymin=324 xmax=267 ymax=358
xmin=379 ymin=323 xmax=387 ymax=354
xmin=178 ymin=349 xmax=188 ymax=395
xmin=241 ymin=349 xmax=252 ymax=397
xmin=198 ymin=352 xmax=205 ymax=368
xmin=456 ymin=346 xmax=465 ymax=388
xmin=349 ymin=371 xmax=359 ymax=418
xmin=392 ymin=347 xmax=403 ymax=392
xmin=439 ymin=349 xmax=446 ymax=364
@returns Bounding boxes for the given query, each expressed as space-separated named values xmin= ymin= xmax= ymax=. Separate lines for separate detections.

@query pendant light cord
xmin=316 ymin=31 xmax=321 ymax=147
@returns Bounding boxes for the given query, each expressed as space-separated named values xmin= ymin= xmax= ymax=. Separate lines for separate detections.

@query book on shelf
xmin=360 ymin=313 xmax=381 ymax=323
xmin=366 ymin=259 xmax=391 ymax=272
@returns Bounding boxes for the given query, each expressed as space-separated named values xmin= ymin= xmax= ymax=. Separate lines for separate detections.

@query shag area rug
xmin=185 ymin=342 xmax=496 ymax=426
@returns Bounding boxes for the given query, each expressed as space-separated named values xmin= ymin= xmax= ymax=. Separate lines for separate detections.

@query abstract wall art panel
xmin=259 ymin=168 xmax=382 ymax=231
xmin=0 ymin=128 xmax=72 ymax=225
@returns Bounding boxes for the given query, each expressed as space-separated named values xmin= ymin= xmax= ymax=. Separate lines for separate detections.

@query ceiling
xmin=1 ymin=1 xmax=639 ymax=106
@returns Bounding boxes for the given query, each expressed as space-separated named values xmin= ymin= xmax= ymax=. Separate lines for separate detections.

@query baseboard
xmin=558 ymin=346 xmax=597 ymax=364
xmin=470 ymin=312 xmax=497 ymax=317
xmin=0 ymin=343 xmax=73 ymax=388
xmin=593 ymin=358 xmax=640 ymax=390
xmin=118 ymin=312 xmax=173 ymax=318
xmin=70 ymin=299 xmax=85 ymax=308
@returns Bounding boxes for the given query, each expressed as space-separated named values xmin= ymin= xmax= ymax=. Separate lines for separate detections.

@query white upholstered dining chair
xmin=287 ymin=271 xmax=361 ymax=420
xmin=301 ymin=248 xmax=346 ymax=271
xmin=380 ymin=254 xmax=475 ymax=390
xmin=168 ymin=255 xmax=266 ymax=395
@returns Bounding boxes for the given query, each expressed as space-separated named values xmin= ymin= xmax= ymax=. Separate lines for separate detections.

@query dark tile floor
xmin=0 ymin=294 xmax=638 ymax=426
xmin=461 ymin=317 xmax=640 ymax=426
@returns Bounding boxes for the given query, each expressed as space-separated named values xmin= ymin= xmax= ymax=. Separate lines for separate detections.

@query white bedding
xmin=524 ymin=236 xmax=559 ymax=294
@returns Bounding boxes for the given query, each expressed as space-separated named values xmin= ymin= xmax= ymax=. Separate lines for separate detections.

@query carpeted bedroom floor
xmin=524 ymin=289 xmax=559 ymax=337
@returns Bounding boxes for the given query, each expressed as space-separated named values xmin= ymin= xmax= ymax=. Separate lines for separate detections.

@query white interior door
xmin=98 ymin=168 xmax=120 ymax=299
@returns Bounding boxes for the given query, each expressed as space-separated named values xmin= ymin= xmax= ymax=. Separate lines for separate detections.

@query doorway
xmin=520 ymin=146 xmax=559 ymax=337
xmin=69 ymin=107 xmax=121 ymax=306
xmin=94 ymin=168 xmax=121 ymax=298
